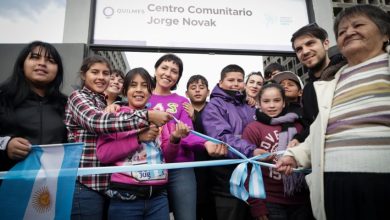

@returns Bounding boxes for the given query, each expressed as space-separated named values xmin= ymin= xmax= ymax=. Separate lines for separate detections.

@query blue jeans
xmin=71 ymin=182 xmax=107 ymax=220
xmin=108 ymin=194 xmax=169 ymax=220
xmin=168 ymin=168 xmax=197 ymax=220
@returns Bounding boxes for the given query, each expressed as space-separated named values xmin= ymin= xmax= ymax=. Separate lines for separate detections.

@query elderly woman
xmin=276 ymin=5 xmax=390 ymax=220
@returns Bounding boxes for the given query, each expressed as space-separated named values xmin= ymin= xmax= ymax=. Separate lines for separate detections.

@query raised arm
xmin=66 ymin=91 xmax=149 ymax=134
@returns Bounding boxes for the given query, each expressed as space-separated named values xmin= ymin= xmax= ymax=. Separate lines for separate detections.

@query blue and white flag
xmin=0 ymin=143 xmax=84 ymax=220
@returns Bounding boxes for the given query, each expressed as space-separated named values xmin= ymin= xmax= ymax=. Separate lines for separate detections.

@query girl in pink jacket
xmin=97 ymin=67 xmax=190 ymax=220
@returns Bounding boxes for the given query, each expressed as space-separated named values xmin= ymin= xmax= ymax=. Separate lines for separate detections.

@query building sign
xmin=93 ymin=0 xmax=309 ymax=53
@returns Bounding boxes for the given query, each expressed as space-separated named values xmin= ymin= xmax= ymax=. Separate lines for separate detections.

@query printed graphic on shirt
xmin=260 ymin=130 xmax=282 ymax=181
xmin=152 ymin=103 xmax=164 ymax=112
xmin=260 ymin=130 xmax=279 ymax=151
xmin=166 ymin=103 xmax=179 ymax=114
xmin=119 ymin=139 xmax=167 ymax=181
xmin=268 ymin=167 xmax=282 ymax=180
xmin=150 ymin=102 xmax=180 ymax=114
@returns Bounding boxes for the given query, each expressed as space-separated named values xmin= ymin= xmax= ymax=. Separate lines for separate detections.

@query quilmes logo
xmin=103 ymin=6 xmax=114 ymax=18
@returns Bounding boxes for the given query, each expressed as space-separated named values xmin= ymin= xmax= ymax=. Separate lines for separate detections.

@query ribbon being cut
xmin=0 ymin=122 xmax=309 ymax=219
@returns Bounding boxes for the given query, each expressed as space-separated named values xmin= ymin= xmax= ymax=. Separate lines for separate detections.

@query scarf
xmin=220 ymin=87 xmax=246 ymax=104
xmin=255 ymin=109 xmax=307 ymax=195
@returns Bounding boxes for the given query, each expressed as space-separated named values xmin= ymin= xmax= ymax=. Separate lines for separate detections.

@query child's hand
xmin=183 ymin=103 xmax=195 ymax=119
xmin=170 ymin=121 xmax=190 ymax=143
xmin=287 ymin=139 xmax=300 ymax=148
xmin=7 ymin=137 xmax=31 ymax=160
xmin=275 ymin=156 xmax=298 ymax=175
xmin=253 ymin=149 xmax=275 ymax=162
xmin=104 ymin=104 xmax=120 ymax=113
xmin=205 ymin=142 xmax=228 ymax=157
xmin=148 ymin=110 xmax=173 ymax=127
xmin=138 ymin=125 xmax=159 ymax=142
xmin=246 ymin=96 xmax=257 ymax=107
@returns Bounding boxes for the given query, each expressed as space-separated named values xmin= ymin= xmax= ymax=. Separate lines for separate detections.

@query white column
xmin=63 ymin=0 xmax=93 ymax=43
xmin=311 ymin=0 xmax=336 ymax=46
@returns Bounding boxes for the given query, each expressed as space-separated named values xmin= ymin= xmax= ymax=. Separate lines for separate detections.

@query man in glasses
xmin=288 ymin=23 xmax=346 ymax=147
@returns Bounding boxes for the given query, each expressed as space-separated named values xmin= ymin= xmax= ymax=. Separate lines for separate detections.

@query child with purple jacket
xmin=202 ymin=64 xmax=256 ymax=220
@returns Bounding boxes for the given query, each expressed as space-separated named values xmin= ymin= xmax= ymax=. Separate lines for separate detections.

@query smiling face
xmin=293 ymin=35 xmax=329 ymax=71
xmin=105 ymin=73 xmax=124 ymax=96
xmin=219 ymin=72 xmax=245 ymax=92
xmin=245 ymin=74 xmax=263 ymax=98
xmin=337 ymin=15 xmax=388 ymax=65
xmin=23 ymin=46 xmax=58 ymax=89
xmin=82 ymin=62 xmax=111 ymax=94
xmin=126 ymin=74 xmax=151 ymax=109
xmin=260 ymin=87 xmax=285 ymax=118
xmin=154 ymin=60 xmax=180 ymax=92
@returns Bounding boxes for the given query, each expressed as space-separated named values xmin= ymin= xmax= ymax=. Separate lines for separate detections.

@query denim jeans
xmin=168 ymin=168 xmax=197 ymax=220
xmin=71 ymin=182 xmax=107 ymax=220
xmin=108 ymin=193 xmax=169 ymax=220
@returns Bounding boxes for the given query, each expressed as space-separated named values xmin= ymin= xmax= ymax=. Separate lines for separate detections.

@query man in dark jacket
xmin=288 ymin=23 xmax=346 ymax=146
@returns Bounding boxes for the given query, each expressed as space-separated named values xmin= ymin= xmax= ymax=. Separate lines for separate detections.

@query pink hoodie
xmin=96 ymin=106 xmax=179 ymax=186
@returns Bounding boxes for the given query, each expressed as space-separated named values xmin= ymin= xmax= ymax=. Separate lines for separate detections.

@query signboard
xmin=93 ymin=0 xmax=310 ymax=53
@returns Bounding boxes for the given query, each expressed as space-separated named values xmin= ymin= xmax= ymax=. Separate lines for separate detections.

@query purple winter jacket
xmin=202 ymin=85 xmax=256 ymax=158
xmin=202 ymin=84 xmax=256 ymax=197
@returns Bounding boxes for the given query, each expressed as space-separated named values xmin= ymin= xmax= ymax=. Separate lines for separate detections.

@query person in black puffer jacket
xmin=0 ymin=41 xmax=67 ymax=172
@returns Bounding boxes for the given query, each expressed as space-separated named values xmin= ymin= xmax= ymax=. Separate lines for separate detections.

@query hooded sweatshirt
xmin=96 ymin=106 xmax=180 ymax=186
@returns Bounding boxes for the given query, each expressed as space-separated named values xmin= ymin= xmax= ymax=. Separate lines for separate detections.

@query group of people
xmin=0 ymin=4 xmax=389 ymax=220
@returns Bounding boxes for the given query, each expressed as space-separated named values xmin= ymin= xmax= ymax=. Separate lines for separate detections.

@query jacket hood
xmin=210 ymin=84 xmax=246 ymax=105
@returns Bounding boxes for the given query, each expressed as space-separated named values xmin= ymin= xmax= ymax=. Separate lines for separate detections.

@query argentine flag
xmin=0 ymin=143 xmax=84 ymax=220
